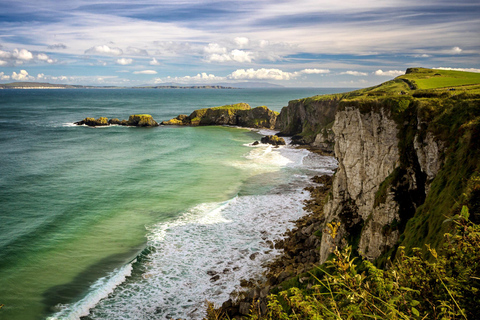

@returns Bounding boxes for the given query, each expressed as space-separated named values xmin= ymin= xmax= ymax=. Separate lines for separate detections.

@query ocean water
xmin=0 ymin=88 xmax=341 ymax=320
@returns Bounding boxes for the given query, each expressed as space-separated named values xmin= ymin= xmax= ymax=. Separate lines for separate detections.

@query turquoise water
xmin=0 ymin=88 xmax=341 ymax=320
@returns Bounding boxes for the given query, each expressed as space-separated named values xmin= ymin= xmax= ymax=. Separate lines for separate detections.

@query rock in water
xmin=75 ymin=114 xmax=159 ymax=127
xmin=127 ymin=114 xmax=159 ymax=127
xmin=74 ymin=117 xmax=109 ymax=126
xmin=260 ymin=135 xmax=286 ymax=146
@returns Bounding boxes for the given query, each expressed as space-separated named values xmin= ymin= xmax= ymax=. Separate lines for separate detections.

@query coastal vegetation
xmin=209 ymin=68 xmax=480 ymax=319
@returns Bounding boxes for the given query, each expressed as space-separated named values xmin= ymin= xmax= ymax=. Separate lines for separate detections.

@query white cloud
xmin=85 ymin=45 xmax=123 ymax=56
xmin=37 ymin=73 xmax=45 ymax=80
xmin=116 ymin=58 xmax=133 ymax=65
xmin=301 ymin=68 xmax=330 ymax=74
xmin=435 ymin=67 xmax=480 ymax=73
xmin=149 ymin=58 xmax=161 ymax=65
xmin=133 ymin=70 xmax=157 ymax=74
xmin=451 ymin=46 xmax=462 ymax=54
xmin=340 ymin=71 xmax=368 ymax=76
xmin=374 ymin=69 xmax=405 ymax=77
xmin=228 ymin=68 xmax=296 ymax=80
xmin=0 ymin=60 xmax=7 ymax=66
xmin=37 ymin=53 xmax=49 ymax=61
xmin=206 ymin=49 xmax=254 ymax=63
xmin=126 ymin=47 xmax=148 ymax=56
xmin=12 ymin=49 xmax=33 ymax=61
xmin=234 ymin=37 xmax=249 ymax=48
xmin=0 ymin=50 xmax=11 ymax=59
xmin=230 ymin=49 xmax=254 ymax=63
xmin=204 ymin=43 xmax=227 ymax=54
xmin=155 ymin=72 xmax=225 ymax=84
xmin=12 ymin=70 xmax=35 ymax=81
xmin=0 ymin=72 xmax=10 ymax=80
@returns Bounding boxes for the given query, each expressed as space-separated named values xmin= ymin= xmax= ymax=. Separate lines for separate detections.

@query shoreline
xmin=214 ymin=143 xmax=336 ymax=318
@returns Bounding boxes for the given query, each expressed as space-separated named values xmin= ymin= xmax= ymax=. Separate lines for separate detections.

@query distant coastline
xmin=0 ymin=82 xmax=238 ymax=90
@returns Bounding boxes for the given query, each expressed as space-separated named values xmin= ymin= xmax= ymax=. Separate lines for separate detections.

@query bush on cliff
xmin=206 ymin=207 xmax=479 ymax=320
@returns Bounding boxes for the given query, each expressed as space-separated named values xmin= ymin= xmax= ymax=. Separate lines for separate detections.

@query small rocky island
xmin=75 ymin=114 xmax=159 ymax=127
xmin=161 ymin=103 xmax=279 ymax=129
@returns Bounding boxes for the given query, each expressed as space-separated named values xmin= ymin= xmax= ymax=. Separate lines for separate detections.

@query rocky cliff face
xmin=276 ymin=93 xmax=454 ymax=263
xmin=320 ymin=106 xmax=403 ymax=262
xmin=275 ymin=97 xmax=338 ymax=152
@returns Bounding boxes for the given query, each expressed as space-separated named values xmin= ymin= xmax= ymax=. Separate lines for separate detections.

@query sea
xmin=0 ymin=88 xmax=343 ymax=320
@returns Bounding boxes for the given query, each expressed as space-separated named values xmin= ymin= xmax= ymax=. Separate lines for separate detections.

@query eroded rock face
xmin=320 ymin=107 xmax=401 ymax=262
xmin=318 ymin=105 xmax=446 ymax=263
xmin=275 ymin=98 xmax=337 ymax=151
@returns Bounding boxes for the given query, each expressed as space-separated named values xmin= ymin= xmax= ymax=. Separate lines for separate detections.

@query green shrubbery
xmin=206 ymin=208 xmax=479 ymax=320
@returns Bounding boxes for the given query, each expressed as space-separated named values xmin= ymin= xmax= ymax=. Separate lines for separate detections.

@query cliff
xmin=276 ymin=68 xmax=480 ymax=264
xmin=217 ymin=68 xmax=480 ymax=319
xmin=162 ymin=103 xmax=278 ymax=129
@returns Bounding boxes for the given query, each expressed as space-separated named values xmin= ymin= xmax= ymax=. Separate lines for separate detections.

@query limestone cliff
xmin=277 ymin=68 xmax=480 ymax=264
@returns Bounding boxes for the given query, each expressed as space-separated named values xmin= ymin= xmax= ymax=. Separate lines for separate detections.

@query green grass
xmin=208 ymin=102 xmax=250 ymax=111
xmin=400 ymin=68 xmax=480 ymax=89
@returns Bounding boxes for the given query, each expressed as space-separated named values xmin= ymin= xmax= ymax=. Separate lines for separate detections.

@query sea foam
xmin=49 ymin=140 xmax=336 ymax=320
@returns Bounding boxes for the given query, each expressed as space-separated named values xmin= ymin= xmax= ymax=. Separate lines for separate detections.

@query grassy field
xmin=400 ymin=68 xmax=480 ymax=89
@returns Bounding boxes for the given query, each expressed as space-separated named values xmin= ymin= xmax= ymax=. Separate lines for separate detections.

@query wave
xmin=46 ymin=143 xmax=336 ymax=320
xmin=85 ymin=189 xmax=309 ymax=320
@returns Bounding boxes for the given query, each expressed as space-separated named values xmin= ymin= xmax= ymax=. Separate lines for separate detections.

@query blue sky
xmin=0 ymin=0 xmax=479 ymax=87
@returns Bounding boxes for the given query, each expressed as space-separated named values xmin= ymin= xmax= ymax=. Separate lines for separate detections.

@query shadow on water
xmin=41 ymin=244 xmax=145 ymax=318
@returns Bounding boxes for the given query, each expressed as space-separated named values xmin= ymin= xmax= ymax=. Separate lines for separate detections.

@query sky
xmin=0 ymin=0 xmax=479 ymax=87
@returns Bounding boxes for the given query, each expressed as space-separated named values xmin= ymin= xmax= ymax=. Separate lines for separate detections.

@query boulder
xmin=127 ymin=114 xmax=159 ymax=127
xmin=261 ymin=135 xmax=286 ymax=146
xmin=74 ymin=117 xmax=109 ymax=126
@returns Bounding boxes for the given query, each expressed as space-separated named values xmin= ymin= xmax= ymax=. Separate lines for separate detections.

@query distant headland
xmin=0 ymin=82 xmax=238 ymax=90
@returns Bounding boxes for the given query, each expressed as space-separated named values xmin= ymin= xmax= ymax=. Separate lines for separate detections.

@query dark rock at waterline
xmin=260 ymin=135 xmax=286 ymax=146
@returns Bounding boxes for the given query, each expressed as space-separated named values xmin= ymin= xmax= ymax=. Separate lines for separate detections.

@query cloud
xmin=126 ymin=47 xmax=148 ymax=56
xmin=133 ymin=70 xmax=157 ymax=74
xmin=0 ymin=72 xmax=10 ymax=80
xmin=149 ymin=58 xmax=161 ymax=66
xmin=155 ymin=72 xmax=225 ymax=84
xmin=435 ymin=67 xmax=480 ymax=73
xmin=116 ymin=58 xmax=133 ymax=65
xmin=0 ymin=60 xmax=7 ymax=66
xmin=85 ymin=45 xmax=123 ymax=56
xmin=204 ymin=43 xmax=227 ymax=54
xmin=301 ymin=69 xmax=330 ymax=74
xmin=340 ymin=71 xmax=368 ymax=76
xmin=12 ymin=70 xmax=35 ymax=81
xmin=374 ymin=69 xmax=405 ymax=77
xmin=451 ymin=47 xmax=462 ymax=54
xmin=12 ymin=49 xmax=33 ymax=61
xmin=47 ymin=43 xmax=67 ymax=50
xmin=234 ymin=37 xmax=249 ymax=48
xmin=206 ymin=49 xmax=254 ymax=63
xmin=228 ymin=68 xmax=296 ymax=80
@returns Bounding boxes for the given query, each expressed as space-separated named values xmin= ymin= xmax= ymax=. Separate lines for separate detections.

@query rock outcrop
xmin=260 ymin=135 xmax=286 ymax=146
xmin=161 ymin=103 xmax=278 ymax=129
xmin=75 ymin=114 xmax=159 ymax=127
xmin=275 ymin=97 xmax=338 ymax=152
